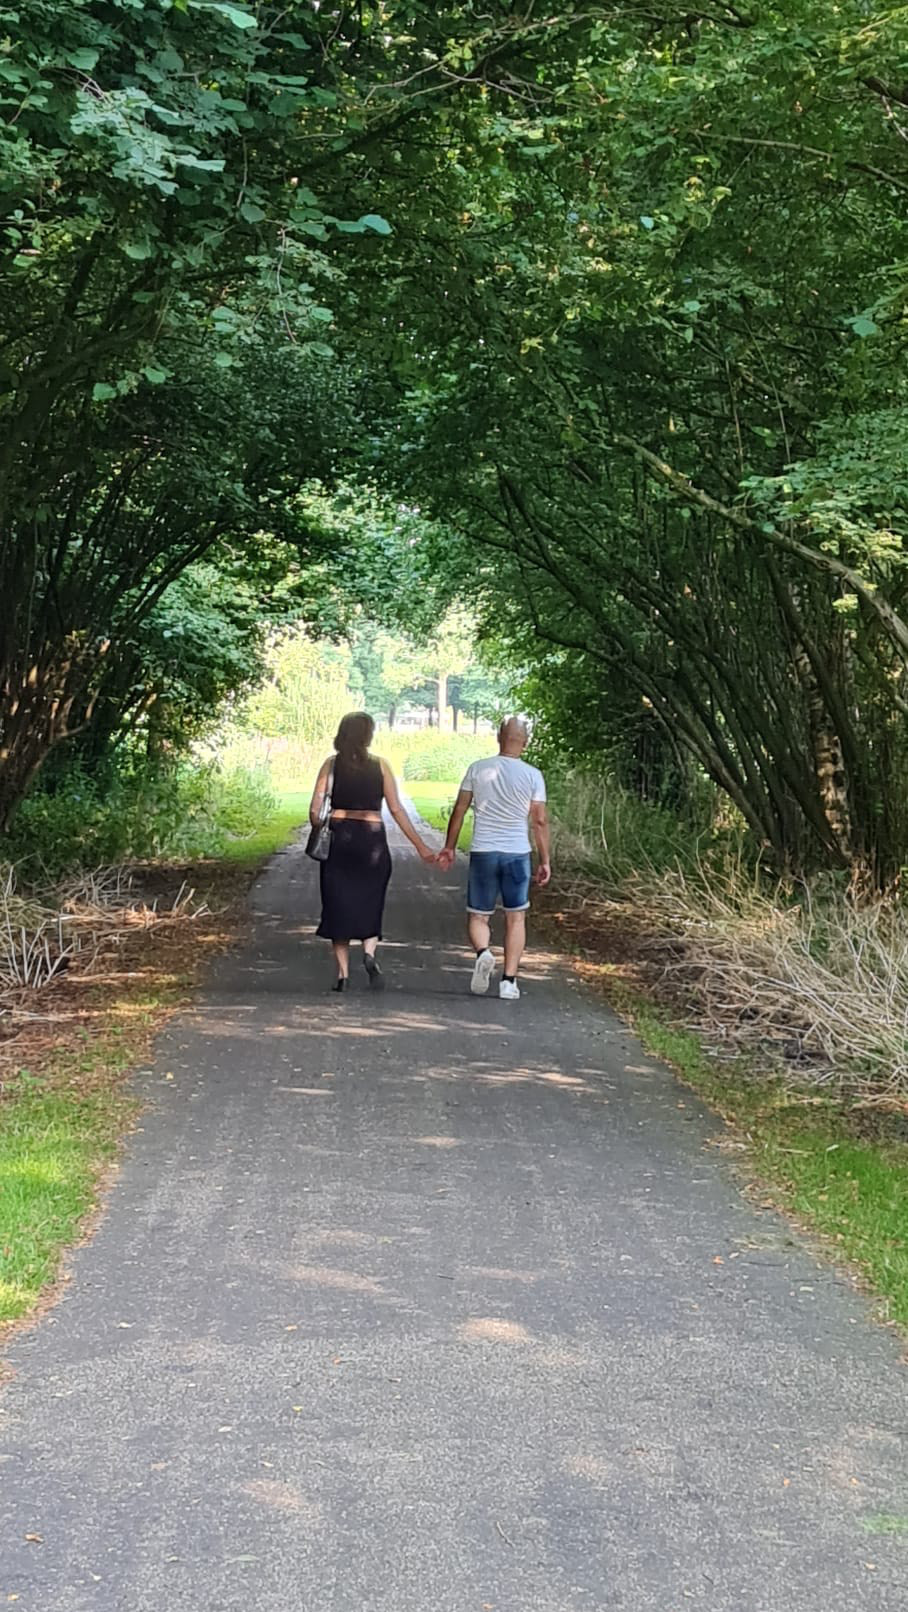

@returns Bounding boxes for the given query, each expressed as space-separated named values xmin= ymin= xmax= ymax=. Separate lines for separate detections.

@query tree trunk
xmin=451 ymin=703 xmax=459 ymax=732
xmin=473 ymin=703 xmax=479 ymax=734
xmin=0 ymin=654 xmax=93 ymax=829
xmin=388 ymin=704 xmax=396 ymax=729
xmin=437 ymin=672 xmax=448 ymax=730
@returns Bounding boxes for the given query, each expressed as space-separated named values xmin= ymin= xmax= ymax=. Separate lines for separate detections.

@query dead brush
xmin=0 ymin=864 xmax=75 ymax=990
xmin=631 ymin=864 xmax=908 ymax=1099
xmin=0 ymin=862 xmax=212 ymax=1019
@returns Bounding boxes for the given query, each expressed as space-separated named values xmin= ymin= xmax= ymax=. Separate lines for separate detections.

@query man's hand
xmin=436 ymin=847 xmax=456 ymax=871
xmin=535 ymin=861 xmax=552 ymax=887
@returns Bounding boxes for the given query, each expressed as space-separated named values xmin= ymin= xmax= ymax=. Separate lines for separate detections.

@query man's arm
xmin=437 ymin=788 xmax=472 ymax=870
xmin=530 ymin=800 xmax=551 ymax=886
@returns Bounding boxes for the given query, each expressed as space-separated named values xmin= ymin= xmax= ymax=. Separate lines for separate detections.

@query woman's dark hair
xmin=333 ymin=711 xmax=375 ymax=767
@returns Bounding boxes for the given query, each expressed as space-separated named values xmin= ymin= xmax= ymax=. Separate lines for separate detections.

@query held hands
xmin=430 ymin=849 xmax=549 ymax=881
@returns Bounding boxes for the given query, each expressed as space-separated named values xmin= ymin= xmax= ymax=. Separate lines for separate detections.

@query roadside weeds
xmin=536 ymin=890 xmax=908 ymax=1336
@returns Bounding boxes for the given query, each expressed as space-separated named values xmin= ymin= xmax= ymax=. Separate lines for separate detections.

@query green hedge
xmin=382 ymin=729 xmax=489 ymax=783
xmin=4 ymin=762 xmax=275 ymax=879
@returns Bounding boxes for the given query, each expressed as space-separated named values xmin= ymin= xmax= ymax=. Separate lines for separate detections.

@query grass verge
xmin=564 ymin=943 xmax=908 ymax=1330
xmin=0 ymin=855 xmax=271 ymax=1332
xmin=222 ymin=789 xmax=309 ymax=862
xmin=407 ymin=782 xmax=471 ymax=850
xmin=0 ymin=1046 xmax=140 ymax=1323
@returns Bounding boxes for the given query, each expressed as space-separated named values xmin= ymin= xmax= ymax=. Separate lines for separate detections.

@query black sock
xmin=476 ymin=948 xmax=489 ymax=958
xmin=503 ymin=973 xmax=516 ymax=983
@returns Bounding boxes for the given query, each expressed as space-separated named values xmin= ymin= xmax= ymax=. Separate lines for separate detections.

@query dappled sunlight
xmin=176 ymin=1004 xmax=612 ymax=1096
xmin=458 ymin=1316 xmax=533 ymax=1345
xmin=532 ymin=1345 xmax=591 ymax=1370
xmin=416 ymin=1060 xmax=595 ymax=1093
xmin=288 ymin=1263 xmax=385 ymax=1295
xmin=413 ymin=1135 xmax=460 ymax=1148
xmin=0 ymin=1277 xmax=28 ymax=1316
xmin=188 ymin=1007 xmax=547 ymax=1046
xmin=241 ymin=1479 xmax=323 ymax=1522
xmin=459 ymin=1265 xmax=543 ymax=1284
xmin=298 ymin=1228 xmax=376 ymax=1250
xmin=0 ymin=1157 xmax=66 ymax=1185
xmin=564 ymin=1452 xmax=615 ymax=1486
xmin=275 ymin=1086 xmax=336 ymax=1096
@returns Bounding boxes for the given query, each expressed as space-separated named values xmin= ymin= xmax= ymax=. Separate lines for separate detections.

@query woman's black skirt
xmin=316 ymin=819 xmax=392 ymax=941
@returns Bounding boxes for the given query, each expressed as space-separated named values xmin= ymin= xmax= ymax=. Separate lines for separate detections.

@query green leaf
xmin=360 ymin=214 xmax=392 ymax=236
xmin=65 ymin=48 xmax=100 ymax=72
xmin=142 ymin=367 xmax=169 ymax=385
xmin=176 ymin=155 xmax=226 ymax=172
xmin=92 ymin=383 xmax=117 ymax=402
xmin=640 ymin=216 xmax=655 ymax=231
xmin=204 ymin=3 xmax=258 ymax=30
xmin=848 ymin=315 xmax=880 ymax=338
xmin=213 ymin=352 xmax=234 ymax=367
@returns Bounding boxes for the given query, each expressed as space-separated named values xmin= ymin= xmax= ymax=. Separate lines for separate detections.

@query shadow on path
xmin=1 ymin=829 xmax=906 ymax=1611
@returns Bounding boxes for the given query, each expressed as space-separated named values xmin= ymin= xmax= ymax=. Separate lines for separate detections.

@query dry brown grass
xmin=539 ymin=860 xmax=908 ymax=1105
xmin=0 ymin=860 xmax=249 ymax=1096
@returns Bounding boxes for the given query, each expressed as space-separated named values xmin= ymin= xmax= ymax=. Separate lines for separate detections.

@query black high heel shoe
xmin=363 ymin=955 xmax=384 ymax=990
xmin=331 ymin=976 xmax=349 ymax=994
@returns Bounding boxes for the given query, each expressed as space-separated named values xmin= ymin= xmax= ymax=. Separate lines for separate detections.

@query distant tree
xmin=448 ymin=667 xmax=511 ymax=732
xmin=416 ymin=608 xmax=474 ymax=730
xmin=241 ymin=633 xmax=350 ymax=753
xmin=349 ymin=625 xmax=427 ymax=728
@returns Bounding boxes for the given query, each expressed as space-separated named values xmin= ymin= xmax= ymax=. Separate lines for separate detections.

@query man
xmin=437 ymin=716 xmax=551 ymax=1001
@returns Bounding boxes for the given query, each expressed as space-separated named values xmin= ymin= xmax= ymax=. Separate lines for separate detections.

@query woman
xmin=310 ymin=712 xmax=435 ymax=992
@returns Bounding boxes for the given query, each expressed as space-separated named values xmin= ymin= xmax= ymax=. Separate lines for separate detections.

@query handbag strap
xmin=320 ymin=765 xmax=334 ymax=823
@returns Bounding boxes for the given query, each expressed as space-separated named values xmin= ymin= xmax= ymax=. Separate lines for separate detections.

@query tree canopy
xmin=3 ymin=2 xmax=908 ymax=883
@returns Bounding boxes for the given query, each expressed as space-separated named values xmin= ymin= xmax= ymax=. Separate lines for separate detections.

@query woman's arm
xmin=309 ymin=757 xmax=333 ymax=827
xmin=380 ymin=760 xmax=435 ymax=862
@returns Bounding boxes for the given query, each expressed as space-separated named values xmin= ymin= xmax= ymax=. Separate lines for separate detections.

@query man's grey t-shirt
xmin=460 ymin=755 xmax=547 ymax=855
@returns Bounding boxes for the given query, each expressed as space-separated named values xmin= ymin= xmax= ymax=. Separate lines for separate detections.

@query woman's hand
xmin=418 ymin=842 xmax=436 ymax=864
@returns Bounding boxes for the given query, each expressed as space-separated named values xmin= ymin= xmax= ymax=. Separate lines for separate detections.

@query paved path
xmin=1 ymin=828 xmax=907 ymax=1611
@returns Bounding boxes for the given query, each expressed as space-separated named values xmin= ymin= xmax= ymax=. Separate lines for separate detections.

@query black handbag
xmin=305 ymin=766 xmax=334 ymax=862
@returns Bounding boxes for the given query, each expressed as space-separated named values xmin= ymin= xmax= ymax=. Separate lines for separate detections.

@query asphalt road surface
xmin=1 ymin=825 xmax=907 ymax=1611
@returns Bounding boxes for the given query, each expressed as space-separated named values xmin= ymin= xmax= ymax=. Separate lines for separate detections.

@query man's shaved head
xmin=498 ymin=715 xmax=531 ymax=754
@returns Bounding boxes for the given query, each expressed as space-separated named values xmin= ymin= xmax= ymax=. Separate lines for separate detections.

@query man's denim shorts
xmin=467 ymin=851 xmax=532 ymax=914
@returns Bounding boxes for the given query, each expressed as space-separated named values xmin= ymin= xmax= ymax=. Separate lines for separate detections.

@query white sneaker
xmin=470 ymin=948 xmax=495 ymax=995
xmin=499 ymin=979 xmax=521 ymax=1001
